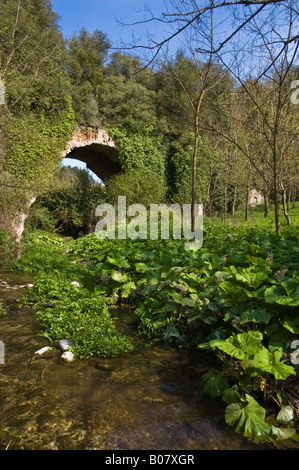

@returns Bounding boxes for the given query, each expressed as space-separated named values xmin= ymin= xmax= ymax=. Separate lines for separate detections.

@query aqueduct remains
xmin=10 ymin=127 xmax=123 ymax=242
xmin=62 ymin=127 xmax=122 ymax=182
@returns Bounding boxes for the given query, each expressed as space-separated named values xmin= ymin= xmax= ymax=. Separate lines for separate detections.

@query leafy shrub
xmin=71 ymin=329 xmax=132 ymax=358
xmin=26 ymin=167 xmax=105 ymax=238
xmin=0 ymin=229 xmax=17 ymax=267
xmin=25 ymin=206 xmax=56 ymax=233
xmin=35 ymin=275 xmax=132 ymax=357
xmin=104 ymin=168 xmax=167 ymax=208
xmin=12 ymin=232 xmax=76 ymax=275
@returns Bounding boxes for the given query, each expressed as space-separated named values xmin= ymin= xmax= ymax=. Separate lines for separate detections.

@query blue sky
xmin=51 ymin=0 xmax=167 ymax=46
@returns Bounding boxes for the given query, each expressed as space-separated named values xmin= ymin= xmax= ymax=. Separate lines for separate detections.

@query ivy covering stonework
xmin=0 ymin=0 xmax=77 ymax=238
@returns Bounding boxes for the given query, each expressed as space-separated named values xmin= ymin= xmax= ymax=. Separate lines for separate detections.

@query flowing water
xmin=0 ymin=271 xmax=269 ymax=451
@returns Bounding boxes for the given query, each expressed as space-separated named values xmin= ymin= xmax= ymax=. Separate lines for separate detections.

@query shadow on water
xmin=0 ymin=272 xmax=269 ymax=450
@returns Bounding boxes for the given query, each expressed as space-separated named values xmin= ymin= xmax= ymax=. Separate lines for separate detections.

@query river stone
xmin=58 ymin=339 xmax=72 ymax=352
xmin=34 ymin=346 xmax=56 ymax=358
xmin=61 ymin=351 xmax=75 ymax=362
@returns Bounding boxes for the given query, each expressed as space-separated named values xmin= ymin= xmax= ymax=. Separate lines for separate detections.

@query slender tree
xmin=152 ymin=1 xmax=230 ymax=230
xmin=120 ymin=0 xmax=299 ymax=232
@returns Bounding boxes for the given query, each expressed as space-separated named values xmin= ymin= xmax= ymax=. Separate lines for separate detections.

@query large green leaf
xmin=209 ymin=336 xmax=247 ymax=360
xmin=219 ymin=280 xmax=256 ymax=305
xmin=265 ymin=278 xmax=299 ymax=306
xmin=134 ymin=262 xmax=149 ymax=273
xmin=264 ymin=285 xmax=284 ymax=303
xmin=270 ymin=426 xmax=297 ymax=441
xmin=225 ymin=395 xmax=271 ymax=441
xmin=120 ymin=281 xmax=136 ymax=298
xmin=252 ymin=348 xmax=295 ymax=380
xmin=282 ymin=314 xmax=299 ymax=334
xmin=169 ymin=291 xmax=184 ymax=304
xmin=210 ymin=331 xmax=264 ymax=360
xmin=276 ymin=406 xmax=294 ymax=423
xmin=222 ymin=387 xmax=242 ymax=405
xmin=240 ymin=306 xmax=272 ymax=325
xmin=202 ymin=370 xmax=230 ymax=398
xmin=234 ymin=268 xmax=268 ymax=288
xmin=107 ymin=256 xmax=131 ymax=269
xmin=219 ymin=280 xmax=245 ymax=296
xmin=111 ymin=270 xmax=129 ymax=283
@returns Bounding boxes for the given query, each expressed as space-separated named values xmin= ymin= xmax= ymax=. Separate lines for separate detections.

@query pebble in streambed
xmin=34 ymin=340 xmax=75 ymax=362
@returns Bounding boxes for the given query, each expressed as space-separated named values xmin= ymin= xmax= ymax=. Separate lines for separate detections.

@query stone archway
xmin=62 ymin=127 xmax=122 ymax=182
xmin=6 ymin=127 xmax=123 ymax=243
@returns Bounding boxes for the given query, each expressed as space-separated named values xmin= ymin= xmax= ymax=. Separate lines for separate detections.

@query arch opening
xmin=25 ymin=127 xmax=124 ymax=239
xmin=62 ymin=127 xmax=123 ymax=183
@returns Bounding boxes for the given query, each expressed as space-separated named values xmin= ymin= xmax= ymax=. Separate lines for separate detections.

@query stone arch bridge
xmin=10 ymin=127 xmax=122 ymax=242
xmin=62 ymin=127 xmax=122 ymax=182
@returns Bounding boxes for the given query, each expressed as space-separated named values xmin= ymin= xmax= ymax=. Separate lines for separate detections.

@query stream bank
xmin=0 ymin=271 xmax=269 ymax=450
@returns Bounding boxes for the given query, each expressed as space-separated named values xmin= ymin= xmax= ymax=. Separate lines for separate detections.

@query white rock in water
xmin=58 ymin=339 xmax=72 ymax=352
xmin=61 ymin=351 xmax=75 ymax=362
xmin=27 ymin=284 xmax=34 ymax=288
xmin=71 ymin=281 xmax=80 ymax=287
xmin=34 ymin=346 xmax=56 ymax=358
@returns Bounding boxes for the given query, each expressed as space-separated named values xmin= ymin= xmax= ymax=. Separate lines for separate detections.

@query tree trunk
xmin=232 ymin=185 xmax=237 ymax=218
xmin=264 ymin=191 xmax=269 ymax=217
xmin=223 ymin=171 xmax=229 ymax=225
xmin=292 ymin=187 xmax=296 ymax=208
xmin=191 ymin=92 xmax=205 ymax=232
xmin=282 ymin=185 xmax=291 ymax=225
xmin=287 ymin=188 xmax=290 ymax=212
xmin=274 ymin=190 xmax=280 ymax=233
xmin=191 ymin=121 xmax=199 ymax=232
xmin=272 ymin=137 xmax=280 ymax=232
xmin=205 ymin=174 xmax=212 ymax=217
xmin=245 ymin=185 xmax=250 ymax=222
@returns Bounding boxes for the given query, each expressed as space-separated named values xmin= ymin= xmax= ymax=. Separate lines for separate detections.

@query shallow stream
xmin=0 ymin=271 xmax=269 ymax=450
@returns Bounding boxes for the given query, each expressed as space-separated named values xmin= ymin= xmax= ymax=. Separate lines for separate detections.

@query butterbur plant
xmin=200 ymin=331 xmax=298 ymax=444
xmin=27 ymin=270 xmax=133 ymax=358
xmin=225 ymin=395 xmax=297 ymax=443
xmin=14 ymin=222 xmax=299 ymax=447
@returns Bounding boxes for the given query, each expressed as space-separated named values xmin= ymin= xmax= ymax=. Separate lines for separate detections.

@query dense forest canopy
xmin=0 ymin=0 xmax=298 ymax=240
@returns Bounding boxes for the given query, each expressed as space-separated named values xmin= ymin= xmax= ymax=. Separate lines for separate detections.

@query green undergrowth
xmin=13 ymin=232 xmax=132 ymax=358
xmin=225 ymin=201 xmax=299 ymax=229
xmin=13 ymin=224 xmax=299 ymax=447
